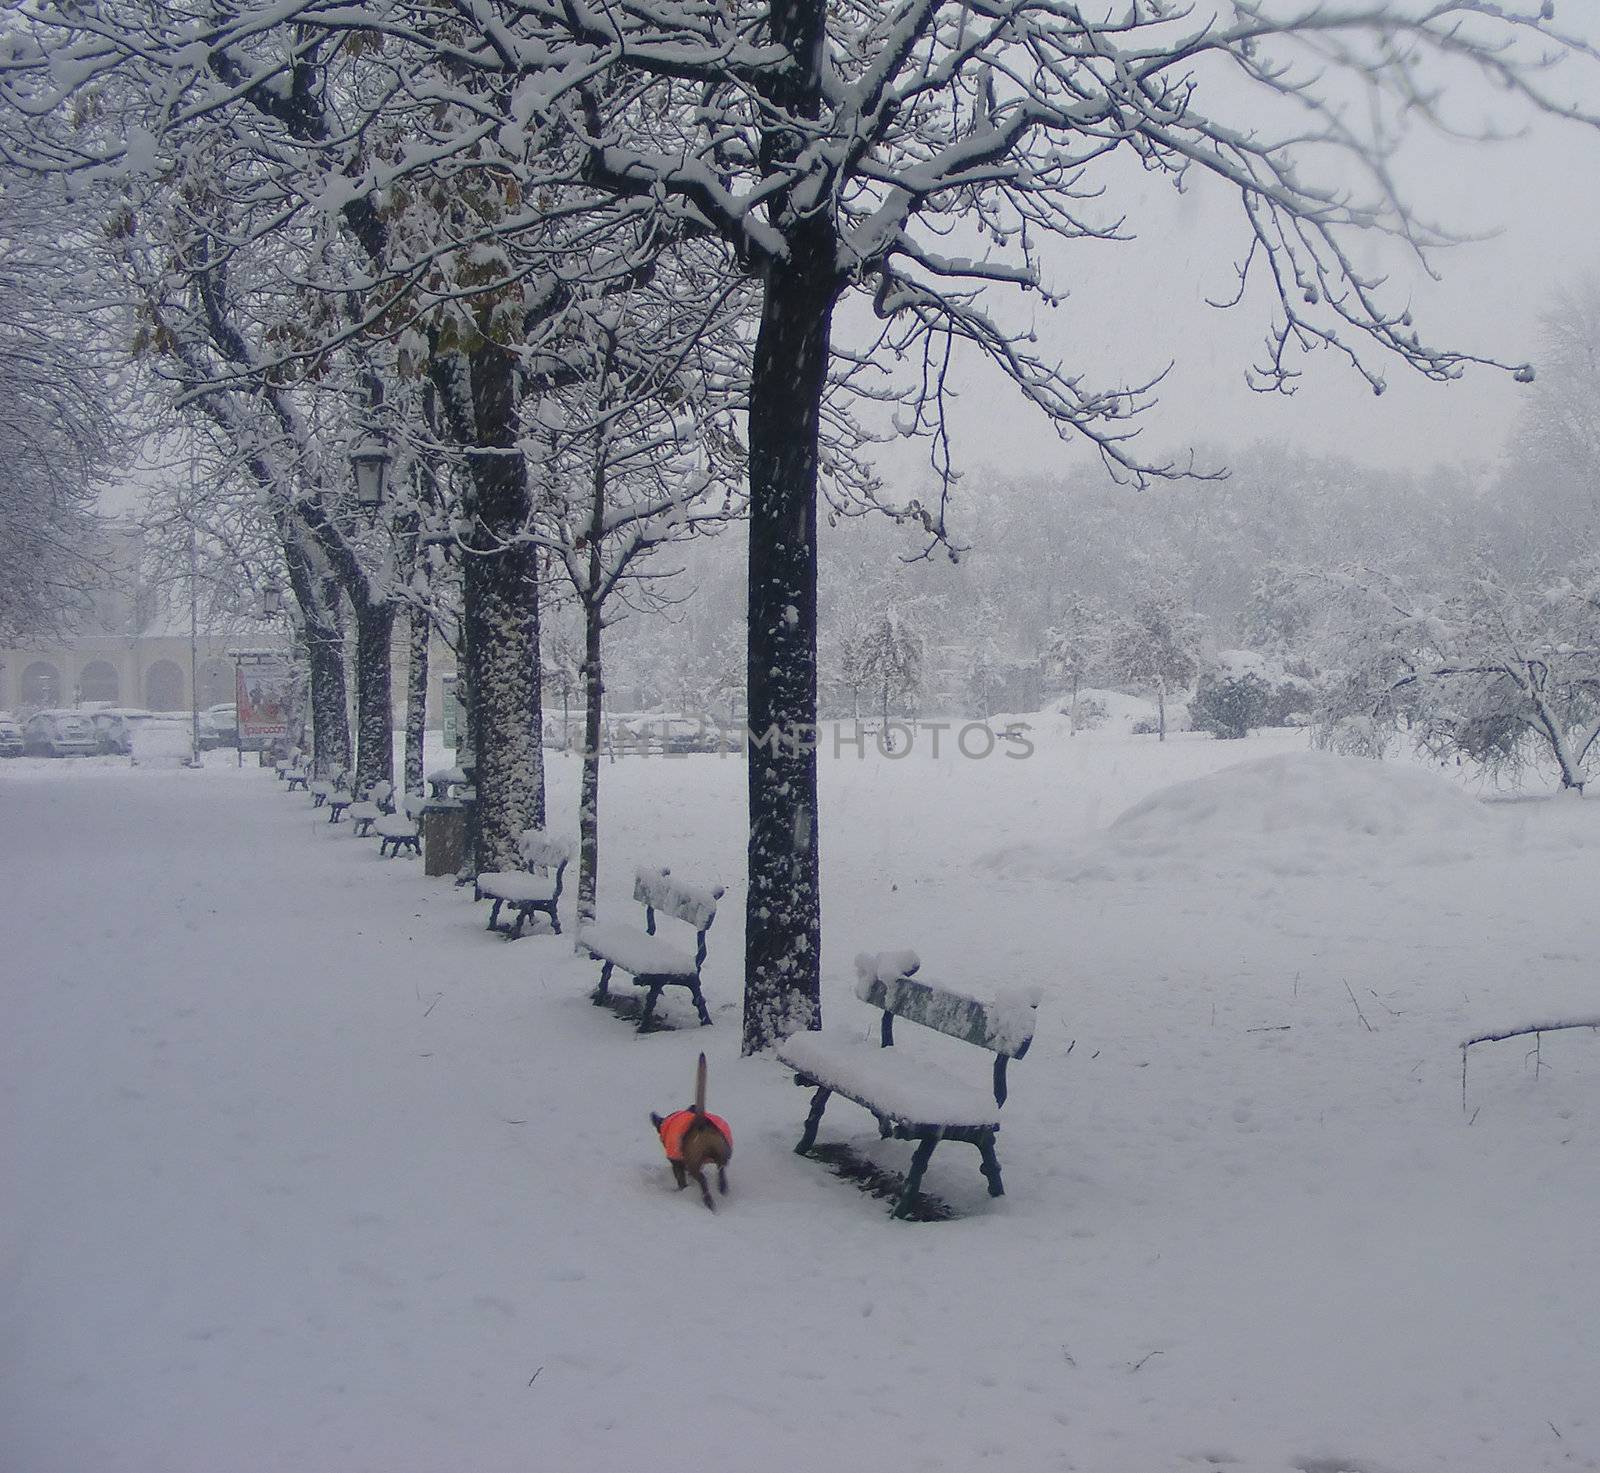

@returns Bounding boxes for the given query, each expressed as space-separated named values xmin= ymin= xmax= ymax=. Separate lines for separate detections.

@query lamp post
xmin=188 ymin=517 xmax=201 ymax=767
xmin=350 ymin=436 xmax=391 ymax=512
xmin=259 ymin=579 xmax=284 ymax=619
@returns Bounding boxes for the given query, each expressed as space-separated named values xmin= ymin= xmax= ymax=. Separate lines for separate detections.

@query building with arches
xmin=0 ymin=521 xmax=252 ymax=716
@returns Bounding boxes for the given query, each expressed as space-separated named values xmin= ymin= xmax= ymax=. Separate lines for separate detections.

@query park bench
xmin=340 ymin=780 xmax=395 ymax=832
xmin=284 ymin=760 xmax=309 ymax=792
xmin=776 ymin=951 xmax=1040 ymax=1219
xmin=580 ymin=866 xmax=724 ymax=1031
xmin=374 ymin=797 xmax=422 ymax=858
xmin=307 ymin=767 xmax=347 ymax=809
xmin=474 ymin=828 xmax=572 ymax=938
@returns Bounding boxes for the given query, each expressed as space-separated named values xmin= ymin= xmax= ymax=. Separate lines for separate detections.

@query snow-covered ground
xmin=4 ymin=728 xmax=1598 ymax=1473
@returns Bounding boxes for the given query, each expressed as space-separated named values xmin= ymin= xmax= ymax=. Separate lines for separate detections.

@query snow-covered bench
xmin=284 ymin=761 xmax=309 ymax=792
xmin=307 ymin=767 xmax=348 ymax=809
xmin=474 ymin=828 xmax=572 ymax=938
xmin=776 ymin=951 xmax=1040 ymax=1219
xmin=374 ymin=798 xmax=422 ymax=858
xmin=339 ymin=779 xmax=394 ymax=833
xmin=581 ymin=866 xmax=725 ymax=1031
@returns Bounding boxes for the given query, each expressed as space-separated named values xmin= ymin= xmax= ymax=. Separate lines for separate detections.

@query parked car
xmin=0 ymin=712 xmax=23 ymax=757
xmin=200 ymin=702 xmax=238 ymax=749
xmin=86 ymin=708 xmax=158 ymax=755
xmin=22 ymin=710 xmax=101 ymax=757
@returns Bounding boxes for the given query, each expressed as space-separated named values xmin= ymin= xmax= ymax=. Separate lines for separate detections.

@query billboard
xmin=235 ymin=654 xmax=294 ymax=748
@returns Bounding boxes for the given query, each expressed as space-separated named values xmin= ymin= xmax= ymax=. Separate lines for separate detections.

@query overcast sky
xmin=871 ymin=51 xmax=1600 ymax=494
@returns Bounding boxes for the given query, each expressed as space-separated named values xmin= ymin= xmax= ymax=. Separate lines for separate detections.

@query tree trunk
xmin=353 ymin=599 xmax=396 ymax=792
xmin=404 ymin=605 xmax=429 ymax=800
xmin=462 ymin=541 xmax=544 ymax=869
xmin=742 ymin=222 xmax=840 ymax=1054
xmin=435 ymin=342 xmax=545 ymax=872
xmin=578 ymin=593 xmax=604 ymax=932
xmin=1157 ymin=679 xmax=1167 ymax=742
xmin=306 ymin=613 xmax=350 ymax=779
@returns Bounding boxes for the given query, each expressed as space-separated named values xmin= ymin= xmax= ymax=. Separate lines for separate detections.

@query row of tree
xmin=4 ymin=4 xmax=1598 ymax=1048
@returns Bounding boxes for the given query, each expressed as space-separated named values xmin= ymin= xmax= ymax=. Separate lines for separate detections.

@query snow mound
xmin=983 ymin=753 xmax=1495 ymax=882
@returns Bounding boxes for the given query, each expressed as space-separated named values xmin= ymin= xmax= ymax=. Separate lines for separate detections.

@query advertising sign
xmin=236 ymin=654 xmax=294 ymax=749
xmin=442 ymin=672 xmax=471 ymax=759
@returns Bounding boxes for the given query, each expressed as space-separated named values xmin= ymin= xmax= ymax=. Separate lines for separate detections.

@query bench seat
xmin=578 ymin=922 xmax=696 ymax=980
xmin=479 ymin=870 xmax=561 ymax=906
xmin=345 ymin=799 xmax=382 ymax=834
xmin=374 ymin=812 xmax=421 ymax=857
xmin=776 ymin=1031 xmax=1000 ymax=1131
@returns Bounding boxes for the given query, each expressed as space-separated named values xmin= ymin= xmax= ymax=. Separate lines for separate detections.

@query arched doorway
xmin=145 ymin=660 xmax=185 ymax=711
xmin=21 ymin=661 xmax=61 ymax=709
xmin=79 ymin=660 xmax=120 ymax=705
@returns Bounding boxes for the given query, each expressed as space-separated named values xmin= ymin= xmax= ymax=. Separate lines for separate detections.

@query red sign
xmin=236 ymin=656 xmax=293 ymax=742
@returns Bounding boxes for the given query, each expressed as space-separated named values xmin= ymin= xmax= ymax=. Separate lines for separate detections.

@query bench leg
xmin=547 ymin=904 xmax=560 ymax=937
xmin=894 ymin=1135 xmax=940 ymax=1219
xmin=797 ymin=1086 xmax=832 ymax=1154
xmin=976 ymin=1133 xmax=1005 ymax=1198
xmin=486 ymin=899 xmax=504 ymax=934
xmin=508 ymin=905 xmax=526 ymax=940
xmin=593 ymin=960 xmax=614 ymax=1003
xmin=638 ymin=983 xmax=665 ymax=1032
xmin=689 ymin=981 xmax=712 ymax=1027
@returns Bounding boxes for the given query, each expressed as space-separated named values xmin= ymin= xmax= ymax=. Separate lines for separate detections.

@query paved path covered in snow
xmin=4 ymin=751 xmax=1600 ymax=1472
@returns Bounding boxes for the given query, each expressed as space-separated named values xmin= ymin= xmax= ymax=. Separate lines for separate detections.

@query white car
xmin=0 ymin=712 xmax=23 ymax=757
xmin=22 ymin=710 xmax=100 ymax=757
xmin=203 ymin=702 xmax=239 ymax=748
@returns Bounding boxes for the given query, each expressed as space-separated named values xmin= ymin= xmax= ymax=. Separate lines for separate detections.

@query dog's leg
xmin=717 ymin=1163 xmax=728 ymax=1196
xmin=692 ymin=1165 xmax=715 ymax=1210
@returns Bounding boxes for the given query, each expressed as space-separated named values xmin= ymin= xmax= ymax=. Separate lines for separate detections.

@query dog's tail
xmin=693 ymin=1051 xmax=708 ymax=1120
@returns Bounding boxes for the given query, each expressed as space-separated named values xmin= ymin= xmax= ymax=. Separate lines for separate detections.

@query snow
xmin=982 ymin=750 xmax=1497 ymax=883
xmin=475 ymin=870 xmax=559 ymax=905
xmin=855 ymin=947 xmax=922 ymax=985
xmin=5 ymin=728 xmax=1600 ymax=1472
xmin=577 ymin=921 xmax=697 ymax=979
xmin=775 ymin=1030 xmax=1001 ymax=1129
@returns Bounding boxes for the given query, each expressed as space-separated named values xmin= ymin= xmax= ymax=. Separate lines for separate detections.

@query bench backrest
xmin=854 ymin=950 xmax=1041 ymax=1105
xmin=516 ymin=828 xmax=573 ymax=873
xmin=634 ymin=866 xmax=723 ymax=933
xmin=366 ymin=779 xmax=393 ymax=805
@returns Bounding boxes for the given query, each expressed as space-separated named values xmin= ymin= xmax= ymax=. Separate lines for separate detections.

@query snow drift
xmin=982 ymin=751 xmax=1495 ymax=882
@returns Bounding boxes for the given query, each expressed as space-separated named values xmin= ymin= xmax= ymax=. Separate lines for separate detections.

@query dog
xmin=651 ymin=1052 xmax=732 ymax=1210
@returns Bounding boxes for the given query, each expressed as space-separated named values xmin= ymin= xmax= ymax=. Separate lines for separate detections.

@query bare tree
xmin=1110 ymin=589 xmax=1203 ymax=741
xmin=0 ymin=174 xmax=125 ymax=640
xmin=1307 ymin=561 xmax=1600 ymax=793
xmin=5 ymin=2 xmax=1599 ymax=1048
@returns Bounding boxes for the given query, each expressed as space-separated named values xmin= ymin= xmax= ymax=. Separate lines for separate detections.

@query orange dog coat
xmin=656 ymin=1109 xmax=733 ymax=1162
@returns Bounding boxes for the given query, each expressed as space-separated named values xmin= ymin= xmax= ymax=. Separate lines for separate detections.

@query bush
xmin=1069 ymin=695 xmax=1108 ymax=732
xmin=1191 ymin=669 xmax=1269 ymax=739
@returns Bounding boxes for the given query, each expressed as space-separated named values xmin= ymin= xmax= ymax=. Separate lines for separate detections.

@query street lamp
xmin=350 ymin=436 xmax=392 ymax=511
xmin=259 ymin=580 xmax=284 ymax=619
